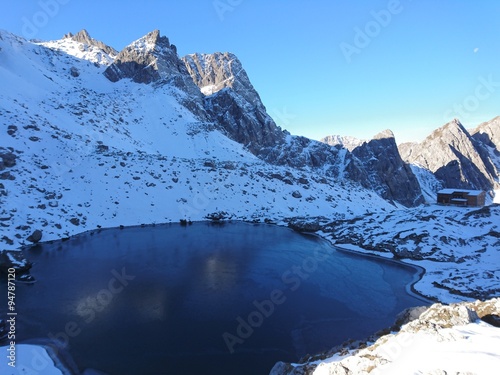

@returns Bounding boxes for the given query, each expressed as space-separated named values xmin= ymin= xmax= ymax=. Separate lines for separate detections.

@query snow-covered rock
xmin=270 ymin=298 xmax=500 ymax=375
xmin=320 ymin=204 xmax=500 ymax=302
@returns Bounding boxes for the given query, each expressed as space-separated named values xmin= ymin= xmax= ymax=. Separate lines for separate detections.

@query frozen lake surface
xmin=8 ymin=222 xmax=427 ymax=374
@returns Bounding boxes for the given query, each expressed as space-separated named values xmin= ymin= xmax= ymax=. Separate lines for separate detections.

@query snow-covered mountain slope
xmin=40 ymin=29 xmax=117 ymax=66
xmin=0 ymin=29 xmax=394 ymax=250
xmin=271 ymin=298 xmax=500 ymax=375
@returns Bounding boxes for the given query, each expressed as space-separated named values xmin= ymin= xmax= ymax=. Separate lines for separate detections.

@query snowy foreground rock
xmin=270 ymin=298 xmax=500 ymax=375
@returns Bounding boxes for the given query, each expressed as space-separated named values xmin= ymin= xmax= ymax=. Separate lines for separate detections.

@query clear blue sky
xmin=2 ymin=0 xmax=499 ymax=143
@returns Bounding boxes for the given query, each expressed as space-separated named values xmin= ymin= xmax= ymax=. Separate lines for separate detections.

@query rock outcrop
xmin=471 ymin=116 xmax=500 ymax=177
xmin=26 ymin=229 xmax=42 ymax=243
xmin=0 ymin=250 xmax=32 ymax=273
xmin=0 ymin=148 xmax=16 ymax=170
xmin=471 ymin=116 xmax=500 ymax=151
xmin=104 ymin=30 xmax=178 ymax=84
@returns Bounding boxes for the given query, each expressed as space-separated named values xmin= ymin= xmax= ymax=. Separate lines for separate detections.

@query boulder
xmin=288 ymin=217 xmax=323 ymax=233
xmin=0 ymin=151 xmax=16 ymax=168
xmin=27 ymin=229 xmax=42 ymax=243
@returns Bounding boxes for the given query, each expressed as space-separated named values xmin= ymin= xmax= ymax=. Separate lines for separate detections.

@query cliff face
xmin=320 ymin=135 xmax=364 ymax=152
xmin=103 ymin=30 xmax=207 ymax=119
xmin=348 ymin=130 xmax=425 ymax=206
xmin=182 ymin=52 xmax=286 ymax=154
xmin=471 ymin=116 xmax=500 ymax=181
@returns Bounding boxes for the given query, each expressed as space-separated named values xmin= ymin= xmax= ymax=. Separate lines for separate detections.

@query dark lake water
xmin=1 ymin=222 xmax=427 ymax=375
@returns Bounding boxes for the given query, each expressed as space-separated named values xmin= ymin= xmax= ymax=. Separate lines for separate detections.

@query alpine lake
xmin=2 ymin=221 xmax=429 ymax=375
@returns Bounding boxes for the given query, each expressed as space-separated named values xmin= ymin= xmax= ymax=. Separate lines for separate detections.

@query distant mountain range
xmin=322 ymin=117 xmax=500 ymax=203
xmin=0 ymin=28 xmax=498 ymax=250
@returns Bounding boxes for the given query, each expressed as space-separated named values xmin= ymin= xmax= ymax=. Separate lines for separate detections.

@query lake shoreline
xmin=5 ymin=219 xmax=429 ymax=375
xmin=13 ymin=218 xmax=437 ymax=306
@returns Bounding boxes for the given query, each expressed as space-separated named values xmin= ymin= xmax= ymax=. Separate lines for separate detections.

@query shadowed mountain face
xmin=349 ymin=130 xmax=425 ymax=206
xmin=399 ymin=119 xmax=500 ymax=193
xmin=182 ymin=52 xmax=286 ymax=153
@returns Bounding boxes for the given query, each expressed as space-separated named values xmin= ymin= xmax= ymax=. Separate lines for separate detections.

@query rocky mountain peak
xmin=348 ymin=130 xmax=425 ymax=206
xmin=373 ymin=129 xmax=395 ymax=140
xmin=400 ymin=118 xmax=499 ymax=193
xmin=103 ymin=30 xmax=184 ymax=85
xmin=431 ymin=118 xmax=469 ymax=141
xmin=133 ymin=29 xmax=172 ymax=52
xmin=65 ymin=29 xmax=90 ymax=41
xmin=182 ymin=51 xmax=286 ymax=153
xmin=63 ymin=29 xmax=118 ymax=57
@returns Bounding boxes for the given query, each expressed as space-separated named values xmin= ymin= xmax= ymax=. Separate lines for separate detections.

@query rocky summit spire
xmin=141 ymin=29 xmax=171 ymax=50
xmin=63 ymin=29 xmax=118 ymax=57
xmin=103 ymin=29 xmax=183 ymax=84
